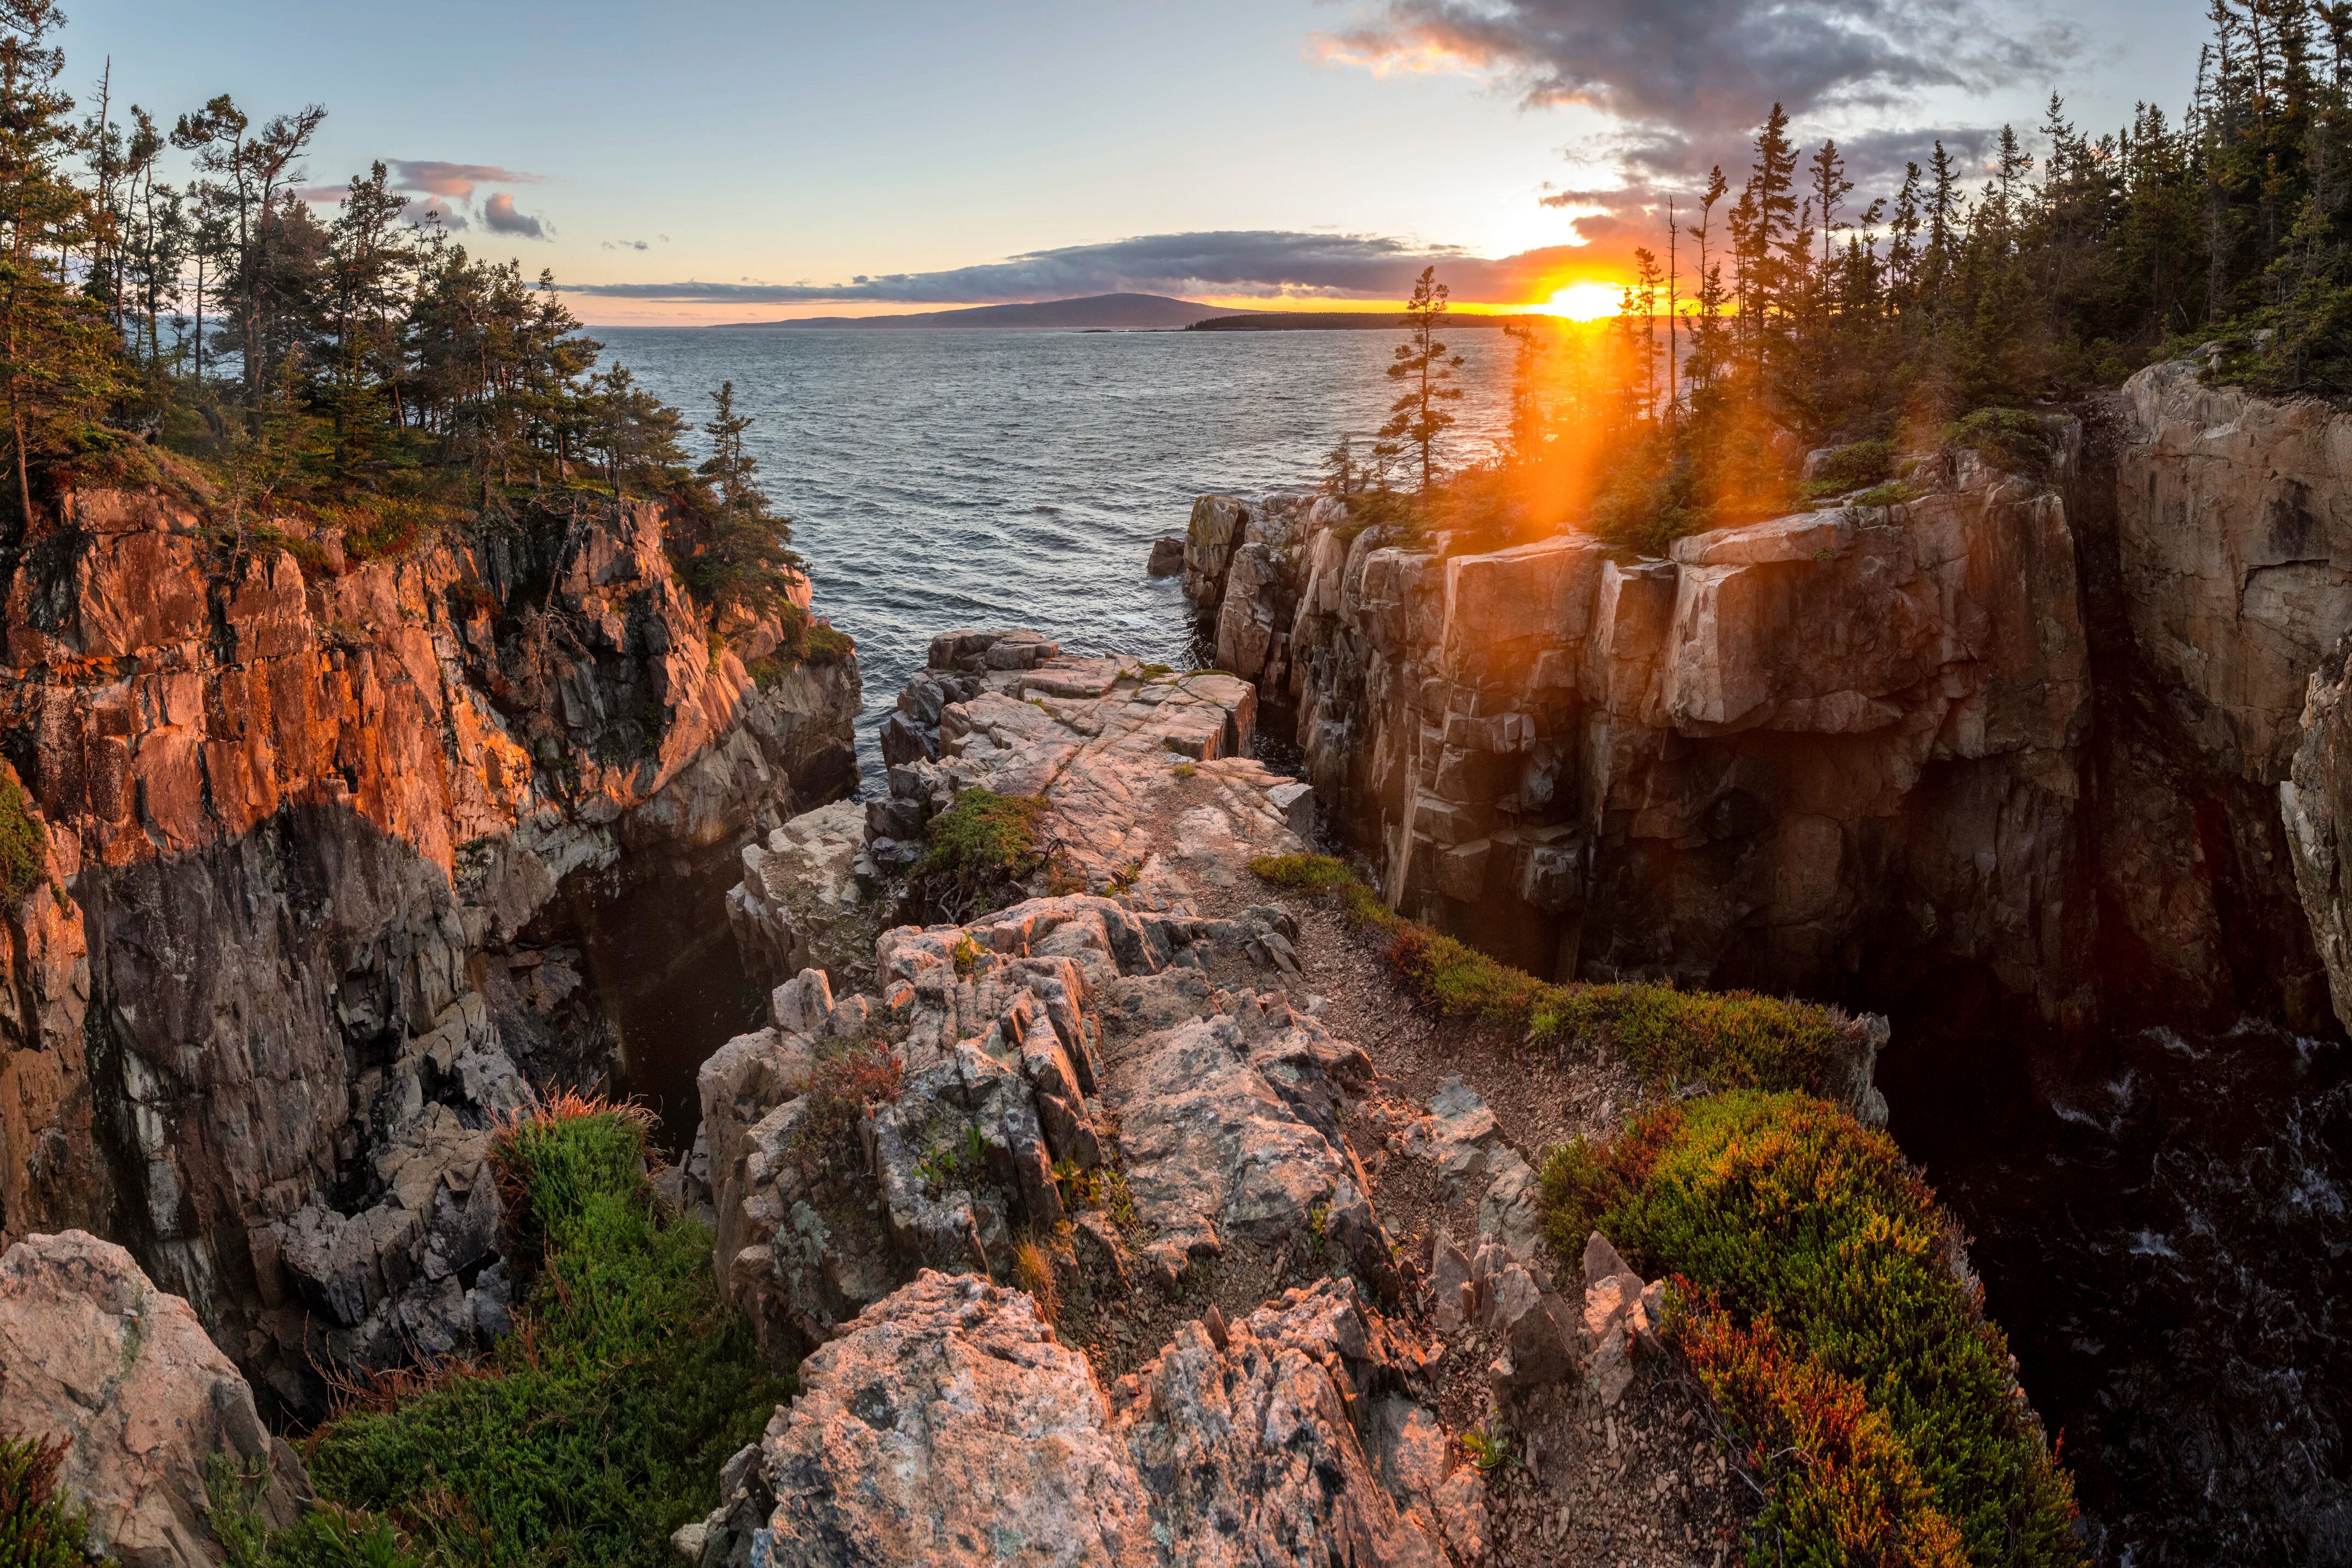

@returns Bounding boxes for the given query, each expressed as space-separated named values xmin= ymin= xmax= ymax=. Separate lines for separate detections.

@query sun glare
xmin=1539 ymin=281 xmax=1625 ymax=322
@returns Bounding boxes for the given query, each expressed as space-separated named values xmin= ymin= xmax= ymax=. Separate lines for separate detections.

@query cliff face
xmin=1182 ymin=364 xmax=2352 ymax=1049
xmin=2101 ymin=364 xmax=2352 ymax=1033
xmin=1187 ymin=454 xmax=2100 ymax=1036
xmin=0 ymin=487 xmax=858 ymax=1412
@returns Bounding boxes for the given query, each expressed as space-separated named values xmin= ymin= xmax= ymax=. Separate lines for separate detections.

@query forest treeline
xmin=1359 ymin=0 xmax=2352 ymax=552
xmin=0 ymin=0 xmax=801 ymax=622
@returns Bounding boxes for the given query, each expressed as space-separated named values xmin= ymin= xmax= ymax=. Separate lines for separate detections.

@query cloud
xmin=602 ymin=238 xmax=654 ymax=251
xmin=573 ymin=230 xmax=1616 ymax=306
xmin=482 ymin=193 xmax=548 ymax=240
xmin=401 ymin=197 xmax=469 ymax=231
xmin=1318 ymin=0 xmax=2079 ymax=174
xmin=392 ymin=160 xmax=545 ymax=200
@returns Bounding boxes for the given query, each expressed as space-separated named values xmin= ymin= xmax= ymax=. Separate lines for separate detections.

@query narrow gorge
xmin=0 ymin=486 xmax=859 ymax=1418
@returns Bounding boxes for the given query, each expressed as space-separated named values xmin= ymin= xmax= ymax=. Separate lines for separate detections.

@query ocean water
xmin=599 ymin=325 xmax=1518 ymax=771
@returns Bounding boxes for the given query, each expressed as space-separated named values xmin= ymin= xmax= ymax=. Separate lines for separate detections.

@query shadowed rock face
xmin=0 ymin=489 xmax=858 ymax=1413
xmin=1179 ymin=371 xmax=2352 ymax=1051
xmin=1183 ymin=465 xmax=2100 ymax=1034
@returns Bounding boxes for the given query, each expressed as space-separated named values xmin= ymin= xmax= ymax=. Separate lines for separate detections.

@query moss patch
xmin=1250 ymin=855 xmax=1849 ymax=1097
xmin=0 ymin=774 xmax=50 ymax=906
xmin=250 ymin=1098 xmax=789 ymax=1568
xmin=1542 ymin=1091 xmax=2081 ymax=1568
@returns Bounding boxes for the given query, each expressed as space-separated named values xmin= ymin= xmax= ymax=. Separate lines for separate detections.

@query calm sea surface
xmin=598 ymin=326 xmax=1516 ymax=765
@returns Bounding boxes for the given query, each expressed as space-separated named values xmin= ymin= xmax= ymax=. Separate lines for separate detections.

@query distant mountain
xmin=718 ymin=294 xmax=1260 ymax=330
xmin=1186 ymin=311 xmax=1551 ymax=331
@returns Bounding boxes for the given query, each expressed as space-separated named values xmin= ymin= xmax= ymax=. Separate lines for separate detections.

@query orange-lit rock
xmin=0 ymin=488 xmax=858 ymax=1412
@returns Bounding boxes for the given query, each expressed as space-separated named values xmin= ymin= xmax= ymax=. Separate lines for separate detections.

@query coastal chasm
xmin=1184 ymin=359 xmax=2352 ymax=1049
xmin=0 ymin=487 xmax=858 ymax=1416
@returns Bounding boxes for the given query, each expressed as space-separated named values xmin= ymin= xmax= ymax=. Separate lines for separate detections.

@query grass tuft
xmin=0 ymin=1430 xmax=91 ymax=1568
xmin=1540 ymin=1091 xmax=2081 ymax=1568
xmin=1012 ymin=1237 xmax=1059 ymax=1321
xmin=1250 ymin=855 xmax=1850 ymax=1096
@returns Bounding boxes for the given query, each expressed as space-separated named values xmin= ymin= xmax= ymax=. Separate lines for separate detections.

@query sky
xmin=71 ymin=0 xmax=2214 ymax=325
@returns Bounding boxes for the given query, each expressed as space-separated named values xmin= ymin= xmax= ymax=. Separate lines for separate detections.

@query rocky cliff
xmin=1179 ymin=363 xmax=2352 ymax=1050
xmin=0 ymin=487 xmax=858 ymax=1414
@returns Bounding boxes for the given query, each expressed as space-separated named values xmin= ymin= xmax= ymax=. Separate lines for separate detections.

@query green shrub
xmin=0 ymin=774 xmax=49 ymax=906
xmin=297 ymin=1097 xmax=789 ymax=1568
xmin=1540 ymin=1092 xmax=2081 ymax=1568
xmin=1679 ymin=1311 xmax=1967 ymax=1567
xmin=1850 ymin=480 xmax=1920 ymax=508
xmin=1802 ymin=437 xmax=1897 ymax=498
xmin=1944 ymin=408 xmax=2051 ymax=478
xmin=803 ymin=621 xmax=854 ymax=666
xmin=0 ymin=1430 xmax=91 ymax=1568
xmin=917 ymin=789 xmax=1048 ymax=891
xmin=1250 ymin=855 xmax=1847 ymax=1096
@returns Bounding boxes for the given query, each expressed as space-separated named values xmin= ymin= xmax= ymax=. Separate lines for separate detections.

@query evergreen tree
xmin=1380 ymin=265 xmax=1464 ymax=491
xmin=684 ymin=380 xmax=803 ymax=620
xmin=0 ymin=0 xmax=120 ymax=534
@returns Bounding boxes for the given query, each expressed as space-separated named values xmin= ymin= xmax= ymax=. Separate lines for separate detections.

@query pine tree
xmin=1379 ymin=266 xmax=1464 ymax=492
xmin=0 ymin=0 xmax=121 ymax=535
xmin=686 ymin=380 xmax=803 ymax=620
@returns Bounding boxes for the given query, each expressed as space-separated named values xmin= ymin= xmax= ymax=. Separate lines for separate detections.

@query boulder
xmin=759 ymin=1271 xmax=1154 ymax=1566
xmin=0 ymin=1231 xmax=310 ymax=1568
xmin=757 ymin=1271 xmax=1466 ymax=1566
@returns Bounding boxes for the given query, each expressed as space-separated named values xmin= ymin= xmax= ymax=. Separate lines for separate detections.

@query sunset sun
xmin=1539 ymin=281 xmax=1625 ymax=320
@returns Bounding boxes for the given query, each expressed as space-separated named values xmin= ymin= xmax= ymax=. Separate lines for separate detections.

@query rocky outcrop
xmin=1180 ymin=459 xmax=2098 ymax=1030
xmin=726 ymin=798 xmax=877 ymax=989
xmin=0 ymin=1229 xmax=310 ymax=1568
xmin=0 ymin=488 xmax=859 ymax=1412
xmin=747 ymin=1270 xmax=1474 ymax=1567
xmin=1173 ymin=378 xmax=2352 ymax=1047
xmin=2107 ymin=363 xmax=2352 ymax=1035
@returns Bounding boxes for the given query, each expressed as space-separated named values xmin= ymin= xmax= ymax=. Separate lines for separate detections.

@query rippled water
xmin=1884 ymin=1023 xmax=2352 ymax=1563
xmin=600 ymin=327 xmax=1518 ymax=772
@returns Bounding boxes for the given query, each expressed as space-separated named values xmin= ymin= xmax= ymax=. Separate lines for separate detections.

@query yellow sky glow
xmin=1533 ymin=281 xmax=1626 ymax=322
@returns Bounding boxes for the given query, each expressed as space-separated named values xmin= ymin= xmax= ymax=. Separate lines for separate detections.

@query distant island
xmin=712 ymin=293 xmax=1562 ymax=331
xmin=715 ymin=293 xmax=1253 ymax=330
xmin=1186 ymin=310 xmax=1551 ymax=331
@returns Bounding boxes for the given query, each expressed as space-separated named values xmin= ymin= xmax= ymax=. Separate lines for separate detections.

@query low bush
xmin=791 ymin=1040 xmax=904 ymax=1180
xmin=1850 ymin=479 xmax=1921 ymax=508
xmin=287 ymin=1097 xmax=788 ymax=1568
xmin=1679 ymin=1312 xmax=1967 ymax=1567
xmin=1945 ymin=407 xmax=2052 ymax=479
xmin=1807 ymin=436 xmax=1897 ymax=494
xmin=1540 ymin=1091 xmax=2081 ymax=1568
xmin=0 ymin=773 xmax=48 ymax=906
xmin=0 ymin=1430 xmax=91 ymax=1568
xmin=915 ymin=790 xmax=1050 ymax=917
xmin=1250 ymin=855 xmax=1848 ymax=1097
xmin=803 ymin=621 xmax=854 ymax=666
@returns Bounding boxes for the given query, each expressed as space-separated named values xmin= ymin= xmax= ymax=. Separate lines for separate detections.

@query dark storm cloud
xmin=1319 ymin=0 xmax=2079 ymax=168
xmin=482 ymin=193 xmax=547 ymax=239
xmin=574 ymin=230 xmax=1597 ymax=304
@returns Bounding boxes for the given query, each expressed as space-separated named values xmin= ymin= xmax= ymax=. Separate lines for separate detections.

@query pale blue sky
xmin=70 ymin=0 xmax=2211 ymax=323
